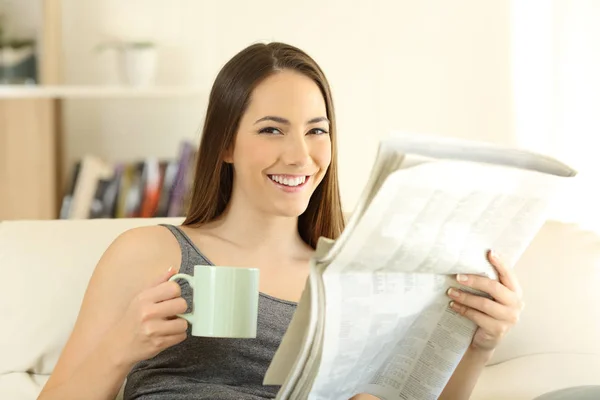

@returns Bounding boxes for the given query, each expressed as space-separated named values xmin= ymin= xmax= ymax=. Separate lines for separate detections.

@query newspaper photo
xmin=264 ymin=131 xmax=577 ymax=400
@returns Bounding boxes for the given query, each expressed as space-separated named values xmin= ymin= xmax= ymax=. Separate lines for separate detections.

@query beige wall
xmin=56 ymin=0 xmax=513 ymax=212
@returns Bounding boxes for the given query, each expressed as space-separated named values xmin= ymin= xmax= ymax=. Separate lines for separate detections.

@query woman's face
xmin=226 ymin=69 xmax=332 ymax=218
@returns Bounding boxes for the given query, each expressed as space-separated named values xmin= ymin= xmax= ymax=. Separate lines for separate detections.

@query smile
xmin=267 ymin=174 xmax=311 ymax=191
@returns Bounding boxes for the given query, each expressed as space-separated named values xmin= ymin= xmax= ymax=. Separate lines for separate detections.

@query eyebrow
xmin=254 ymin=116 xmax=330 ymax=125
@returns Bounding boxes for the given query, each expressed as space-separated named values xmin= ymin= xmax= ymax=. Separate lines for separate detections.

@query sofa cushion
xmin=0 ymin=372 xmax=125 ymax=400
xmin=0 ymin=372 xmax=50 ymax=400
xmin=0 ymin=217 xmax=183 ymax=378
xmin=489 ymin=220 xmax=600 ymax=365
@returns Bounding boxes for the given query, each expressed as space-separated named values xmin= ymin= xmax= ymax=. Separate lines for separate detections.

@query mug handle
xmin=168 ymin=273 xmax=194 ymax=324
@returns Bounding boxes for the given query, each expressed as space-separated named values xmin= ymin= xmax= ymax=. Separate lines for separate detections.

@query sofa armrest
xmin=472 ymin=353 xmax=600 ymax=400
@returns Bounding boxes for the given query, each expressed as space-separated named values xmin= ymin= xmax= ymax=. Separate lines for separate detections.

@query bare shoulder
xmin=81 ymin=224 xmax=183 ymax=312
xmin=106 ymin=225 xmax=180 ymax=260
xmin=97 ymin=225 xmax=183 ymax=281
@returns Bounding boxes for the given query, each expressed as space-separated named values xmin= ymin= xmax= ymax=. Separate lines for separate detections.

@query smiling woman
xmin=37 ymin=42 xmax=349 ymax=400
xmin=36 ymin=40 xmax=524 ymax=400
xmin=257 ymin=113 xmax=330 ymax=193
xmin=183 ymin=43 xmax=345 ymax=248
xmin=220 ymin=69 xmax=333 ymax=223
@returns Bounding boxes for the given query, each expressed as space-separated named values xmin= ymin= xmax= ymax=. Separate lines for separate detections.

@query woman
xmin=38 ymin=42 xmax=524 ymax=400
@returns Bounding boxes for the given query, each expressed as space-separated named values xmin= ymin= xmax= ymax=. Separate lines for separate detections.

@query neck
xmin=210 ymin=195 xmax=307 ymax=257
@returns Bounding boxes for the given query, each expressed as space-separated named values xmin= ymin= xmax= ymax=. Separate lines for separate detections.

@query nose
xmin=282 ymin=133 xmax=312 ymax=169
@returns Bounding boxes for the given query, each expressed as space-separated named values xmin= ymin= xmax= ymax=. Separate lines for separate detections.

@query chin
xmin=272 ymin=201 xmax=310 ymax=218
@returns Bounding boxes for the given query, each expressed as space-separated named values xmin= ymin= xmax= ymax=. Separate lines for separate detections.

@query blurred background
xmin=0 ymin=0 xmax=598 ymax=227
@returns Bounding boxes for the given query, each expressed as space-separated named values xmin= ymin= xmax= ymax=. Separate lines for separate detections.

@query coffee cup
xmin=169 ymin=265 xmax=259 ymax=338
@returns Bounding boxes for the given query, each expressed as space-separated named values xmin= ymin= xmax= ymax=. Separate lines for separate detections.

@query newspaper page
xmin=306 ymin=157 xmax=573 ymax=400
xmin=266 ymin=238 xmax=349 ymax=398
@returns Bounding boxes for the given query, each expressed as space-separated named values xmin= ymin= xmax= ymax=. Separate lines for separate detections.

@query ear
xmin=223 ymin=145 xmax=234 ymax=164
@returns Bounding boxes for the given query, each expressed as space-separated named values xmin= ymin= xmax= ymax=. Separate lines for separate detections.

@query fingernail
xmin=456 ymin=274 xmax=468 ymax=282
xmin=449 ymin=301 xmax=456 ymax=309
xmin=168 ymin=266 xmax=173 ymax=272
xmin=489 ymin=250 xmax=498 ymax=260
xmin=447 ymin=288 xmax=459 ymax=298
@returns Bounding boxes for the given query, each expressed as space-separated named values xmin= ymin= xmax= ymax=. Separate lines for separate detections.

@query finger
xmin=456 ymin=273 xmax=519 ymax=307
xmin=143 ymin=318 xmax=188 ymax=336
xmin=447 ymin=288 xmax=514 ymax=321
xmin=450 ymin=301 xmax=508 ymax=337
xmin=152 ymin=297 xmax=189 ymax=319
xmin=148 ymin=266 xmax=178 ymax=288
xmin=488 ymin=250 xmax=522 ymax=297
xmin=163 ymin=332 xmax=187 ymax=348
xmin=158 ymin=318 xmax=189 ymax=336
xmin=144 ymin=280 xmax=182 ymax=304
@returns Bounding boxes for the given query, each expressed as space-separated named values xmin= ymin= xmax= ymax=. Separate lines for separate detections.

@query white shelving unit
xmin=0 ymin=1 xmax=210 ymax=220
xmin=0 ymin=85 xmax=206 ymax=99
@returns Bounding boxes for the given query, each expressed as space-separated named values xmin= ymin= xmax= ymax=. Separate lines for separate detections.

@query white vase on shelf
xmin=96 ymin=40 xmax=158 ymax=87
xmin=119 ymin=44 xmax=157 ymax=87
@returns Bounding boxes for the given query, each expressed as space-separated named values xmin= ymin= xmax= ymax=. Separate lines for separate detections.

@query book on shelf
xmin=59 ymin=141 xmax=197 ymax=220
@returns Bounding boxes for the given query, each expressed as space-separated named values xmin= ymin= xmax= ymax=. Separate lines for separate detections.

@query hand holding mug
xmin=111 ymin=267 xmax=189 ymax=366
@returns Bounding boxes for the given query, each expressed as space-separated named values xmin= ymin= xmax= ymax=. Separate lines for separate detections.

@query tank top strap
xmin=159 ymin=223 xmax=202 ymax=275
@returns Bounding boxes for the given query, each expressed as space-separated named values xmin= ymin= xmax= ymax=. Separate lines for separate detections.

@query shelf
xmin=0 ymin=85 xmax=206 ymax=99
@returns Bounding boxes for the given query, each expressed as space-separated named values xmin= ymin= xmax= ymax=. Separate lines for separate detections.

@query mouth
xmin=267 ymin=174 xmax=311 ymax=192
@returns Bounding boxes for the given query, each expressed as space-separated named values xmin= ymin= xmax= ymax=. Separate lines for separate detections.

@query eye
xmin=308 ymin=128 xmax=329 ymax=135
xmin=258 ymin=127 xmax=283 ymax=135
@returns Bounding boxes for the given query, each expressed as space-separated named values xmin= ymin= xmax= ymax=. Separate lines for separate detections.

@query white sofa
xmin=1 ymin=217 xmax=599 ymax=400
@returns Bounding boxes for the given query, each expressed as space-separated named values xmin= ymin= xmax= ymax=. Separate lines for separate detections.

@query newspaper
xmin=264 ymin=131 xmax=577 ymax=400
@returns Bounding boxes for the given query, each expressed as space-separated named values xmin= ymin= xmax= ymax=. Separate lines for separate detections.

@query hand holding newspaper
xmin=264 ymin=131 xmax=577 ymax=400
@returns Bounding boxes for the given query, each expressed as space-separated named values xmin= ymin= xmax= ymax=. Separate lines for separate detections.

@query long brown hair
xmin=182 ymin=42 xmax=345 ymax=248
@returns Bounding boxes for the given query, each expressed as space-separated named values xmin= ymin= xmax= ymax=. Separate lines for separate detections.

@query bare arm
xmin=37 ymin=226 xmax=184 ymax=400
xmin=438 ymin=347 xmax=493 ymax=399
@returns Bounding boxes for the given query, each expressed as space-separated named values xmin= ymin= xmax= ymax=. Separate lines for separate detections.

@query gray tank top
xmin=123 ymin=224 xmax=297 ymax=399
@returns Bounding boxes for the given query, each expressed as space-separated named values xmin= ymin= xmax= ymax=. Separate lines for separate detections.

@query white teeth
xmin=269 ymin=175 xmax=307 ymax=187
